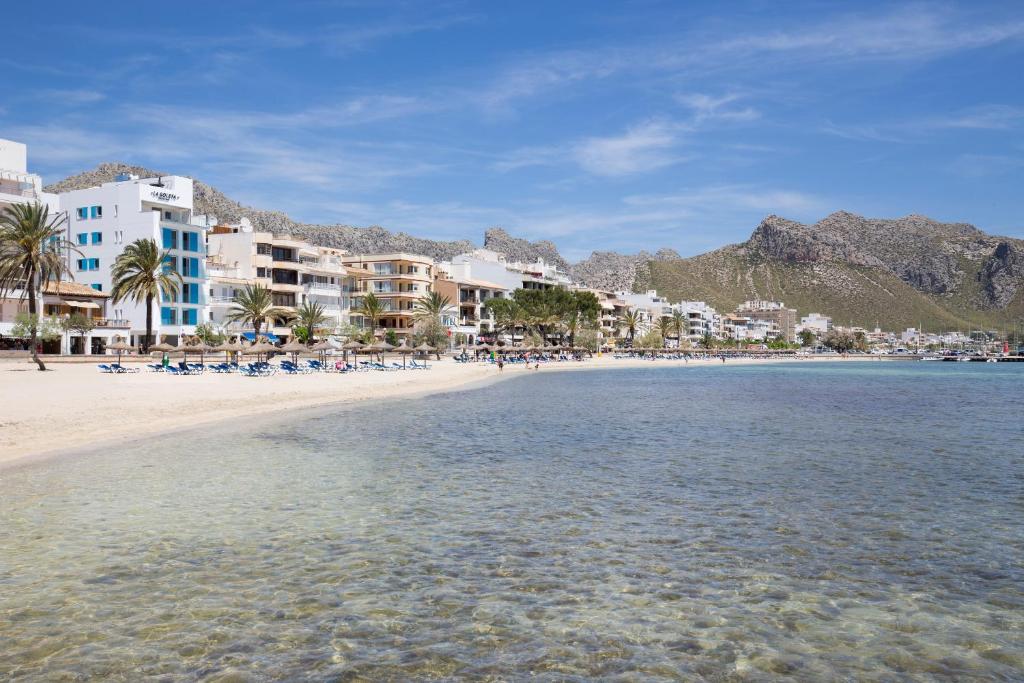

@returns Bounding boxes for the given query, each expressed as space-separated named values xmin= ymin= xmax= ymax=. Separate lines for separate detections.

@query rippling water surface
xmin=2 ymin=362 xmax=1023 ymax=681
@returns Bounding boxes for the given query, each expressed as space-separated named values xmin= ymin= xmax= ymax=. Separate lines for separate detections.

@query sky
xmin=2 ymin=1 xmax=1023 ymax=260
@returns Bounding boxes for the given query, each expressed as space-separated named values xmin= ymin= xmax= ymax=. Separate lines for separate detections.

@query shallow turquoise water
xmin=1 ymin=362 xmax=1022 ymax=680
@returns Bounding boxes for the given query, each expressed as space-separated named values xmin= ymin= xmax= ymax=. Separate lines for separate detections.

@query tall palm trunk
xmin=144 ymin=293 xmax=154 ymax=352
xmin=254 ymin=319 xmax=262 ymax=340
xmin=26 ymin=269 xmax=45 ymax=371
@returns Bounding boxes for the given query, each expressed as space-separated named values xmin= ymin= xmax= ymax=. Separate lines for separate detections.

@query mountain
xmin=46 ymin=164 xmax=556 ymax=263
xmin=647 ymin=212 xmax=1024 ymax=331
xmin=45 ymin=164 xmax=1024 ymax=330
xmin=570 ymin=248 xmax=681 ymax=292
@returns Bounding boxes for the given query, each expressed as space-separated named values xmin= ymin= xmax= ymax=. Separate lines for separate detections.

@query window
xmin=256 ymin=267 xmax=267 ymax=278
xmin=181 ymin=283 xmax=199 ymax=304
xmin=182 ymin=231 xmax=200 ymax=252
xmin=76 ymin=207 xmax=88 ymax=220
xmin=162 ymin=255 xmax=177 ymax=273
xmin=77 ymin=258 xmax=99 ymax=271
xmin=91 ymin=284 xmax=102 ymax=291
xmin=91 ymin=232 xmax=102 ymax=245
xmin=182 ymin=308 xmax=197 ymax=325
xmin=90 ymin=206 xmax=102 ymax=219
xmin=89 ymin=258 xmax=99 ymax=271
xmin=160 ymin=307 xmax=177 ymax=325
xmin=181 ymin=257 xmax=200 ymax=278
xmin=161 ymin=228 xmax=177 ymax=250
xmin=77 ymin=233 xmax=88 ymax=246
xmin=77 ymin=258 xmax=86 ymax=271
xmin=114 ymin=230 xmax=123 ymax=245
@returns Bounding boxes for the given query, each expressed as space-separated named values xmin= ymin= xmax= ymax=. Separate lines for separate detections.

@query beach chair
xmin=111 ymin=363 xmax=139 ymax=373
xmin=97 ymin=364 xmax=115 ymax=373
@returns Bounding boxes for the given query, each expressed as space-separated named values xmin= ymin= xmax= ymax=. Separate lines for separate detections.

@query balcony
xmin=94 ymin=318 xmax=131 ymax=328
xmin=304 ymin=282 xmax=338 ymax=296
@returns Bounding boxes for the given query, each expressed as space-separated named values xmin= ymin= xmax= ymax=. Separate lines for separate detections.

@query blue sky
xmin=2 ymin=1 xmax=1023 ymax=260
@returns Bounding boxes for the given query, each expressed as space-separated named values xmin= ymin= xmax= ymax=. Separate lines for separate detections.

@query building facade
xmin=57 ymin=174 xmax=206 ymax=346
xmin=341 ymin=253 xmax=435 ymax=337
xmin=735 ymin=300 xmax=798 ymax=343
xmin=206 ymin=225 xmax=369 ymax=340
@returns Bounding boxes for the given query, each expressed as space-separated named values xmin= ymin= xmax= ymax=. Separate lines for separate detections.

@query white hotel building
xmin=57 ymin=174 xmax=207 ymax=346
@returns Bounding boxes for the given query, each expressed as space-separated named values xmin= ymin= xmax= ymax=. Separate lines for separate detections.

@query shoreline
xmin=0 ymin=355 xmax=882 ymax=472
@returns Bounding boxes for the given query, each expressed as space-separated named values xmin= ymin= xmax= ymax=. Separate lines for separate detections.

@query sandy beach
xmin=0 ymin=354 xmax=875 ymax=469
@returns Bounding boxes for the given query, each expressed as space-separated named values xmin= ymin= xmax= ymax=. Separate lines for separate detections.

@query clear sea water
xmin=1 ymin=362 xmax=1022 ymax=681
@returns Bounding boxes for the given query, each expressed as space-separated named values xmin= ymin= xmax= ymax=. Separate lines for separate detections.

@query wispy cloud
xmin=822 ymin=104 xmax=1024 ymax=142
xmin=675 ymin=93 xmax=759 ymax=123
xmin=573 ymin=120 xmax=685 ymax=177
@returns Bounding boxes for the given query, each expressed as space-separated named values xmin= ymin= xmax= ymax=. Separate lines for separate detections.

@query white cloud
xmin=573 ymin=120 xmax=683 ymax=177
xmin=675 ymin=93 xmax=759 ymax=123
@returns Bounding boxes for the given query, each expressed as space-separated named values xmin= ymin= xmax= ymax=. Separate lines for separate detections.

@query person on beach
xmin=497 ymin=358 xmax=504 ymax=372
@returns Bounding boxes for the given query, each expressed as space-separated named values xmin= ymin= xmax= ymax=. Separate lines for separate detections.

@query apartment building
xmin=797 ymin=312 xmax=832 ymax=336
xmin=206 ymin=224 xmax=369 ymax=340
xmin=672 ymin=301 xmax=722 ymax=344
xmin=0 ymin=138 xmax=59 ymax=214
xmin=340 ymin=253 xmax=435 ymax=337
xmin=735 ymin=300 xmax=798 ymax=342
xmin=618 ymin=290 xmax=674 ymax=334
xmin=574 ymin=288 xmax=628 ymax=345
xmin=448 ymin=249 xmax=571 ymax=292
xmin=723 ymin=314 xmax=779 ymax=341
xmin=56 ymin=173 xmax=204 ymax=346
xmin=434 ymin=260 xmax=510 ymax=344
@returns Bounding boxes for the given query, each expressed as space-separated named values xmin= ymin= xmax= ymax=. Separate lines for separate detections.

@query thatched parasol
xmin=249 ymin=339 xmax=278 ymax=361
xmin=107 ymin=336 xmax=131 ymax=366
xmin=413 ymin=342 xmax=434 ymax=367
xmin=393 ymin=339 xmax=414 ymax=368
xmin=280 ymin=339 xmax=308 ymax=364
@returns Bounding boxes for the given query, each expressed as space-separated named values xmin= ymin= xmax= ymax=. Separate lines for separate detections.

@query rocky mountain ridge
xmin=648 ymin=211 xmax=1024 ymax=330
xmin=45 ymin=164 xmax=587 ymax=267
xmin=45 ymin=164 xmax=1024 ymax=328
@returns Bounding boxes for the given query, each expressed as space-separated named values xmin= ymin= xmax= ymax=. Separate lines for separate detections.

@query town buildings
xmin=797 ymin=313 xmax=832 ymax=336
xmin=206 ymin=222 xmax=370 ymax=341
xmin=735 ymin=300 xmax=798 ymax=343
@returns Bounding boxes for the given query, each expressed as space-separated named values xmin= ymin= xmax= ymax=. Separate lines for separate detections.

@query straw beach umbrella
xmin=150 ymin=336 xmax=174 ymax=353
xmin=107 ymin=336 xmax=131 ymax=367
xmin=413 ymin=342 xmax=434 ymax=367
xmin=365 ymin=339 xmax=394 ymax=364
xmin=249 ymin=339 xmax=277 ymax=362
xmin=394 ymin=339 xmax=414 ymax=368
xmin=183 ymin=339 xmax=212 ymax=366
xmin=311 ymin=339 xmax=334 ymax=368
xmin=342 ymin=339 xmax=364 ymax=368
xmin=280 ymin=339 xmax=308 ymax=364
xmin=213 ymin=337 xmax=245 ymax=364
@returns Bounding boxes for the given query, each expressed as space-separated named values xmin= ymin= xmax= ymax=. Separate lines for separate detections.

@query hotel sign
xmin=149 ymin=189 xmax=179 ymax=202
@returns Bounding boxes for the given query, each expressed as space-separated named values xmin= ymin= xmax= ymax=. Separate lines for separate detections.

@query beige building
xmin=1 ymin=281 xmax=125 ymax=354
xmin=341 ymin=253 xmax=436 ymax=337
xmin=207 ymin=226 xmax=370 ymax=340
xmin=576 ymin=288 xmax=628 ymax=346
xmin=735 ymin=300 xmax=797 ymax=342
xmin=435 ymin=274 xmax=509 ymax=344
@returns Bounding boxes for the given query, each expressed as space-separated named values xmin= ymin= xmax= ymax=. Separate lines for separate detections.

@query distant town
xmin=0 ymin=138 xmax=1018 ymax=358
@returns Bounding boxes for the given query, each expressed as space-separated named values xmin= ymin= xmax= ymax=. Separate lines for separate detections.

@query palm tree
xmin=671 ymin=310 xmax=687 ymax=348
xmin=0 ymin=202 xmax=75 ymax=370
xmin=412 ymin=291 xmax=453 ymax=323
xmin=293 ymin=300 xmax=329 ymax=343
xmin=656 ymin=316 xmax=673 ymax=344
xmin=226 ymin=283 xmax=291 ymax=342
xmin=620 ymin=309 xmax=642 ymax=345
xmin=356 ymin=291 xmax=386 ymax=339
xmin=111 ymin=239 xmax=182 ymax=353
xmin=701 ymin=332 xmax=715 ymax=349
